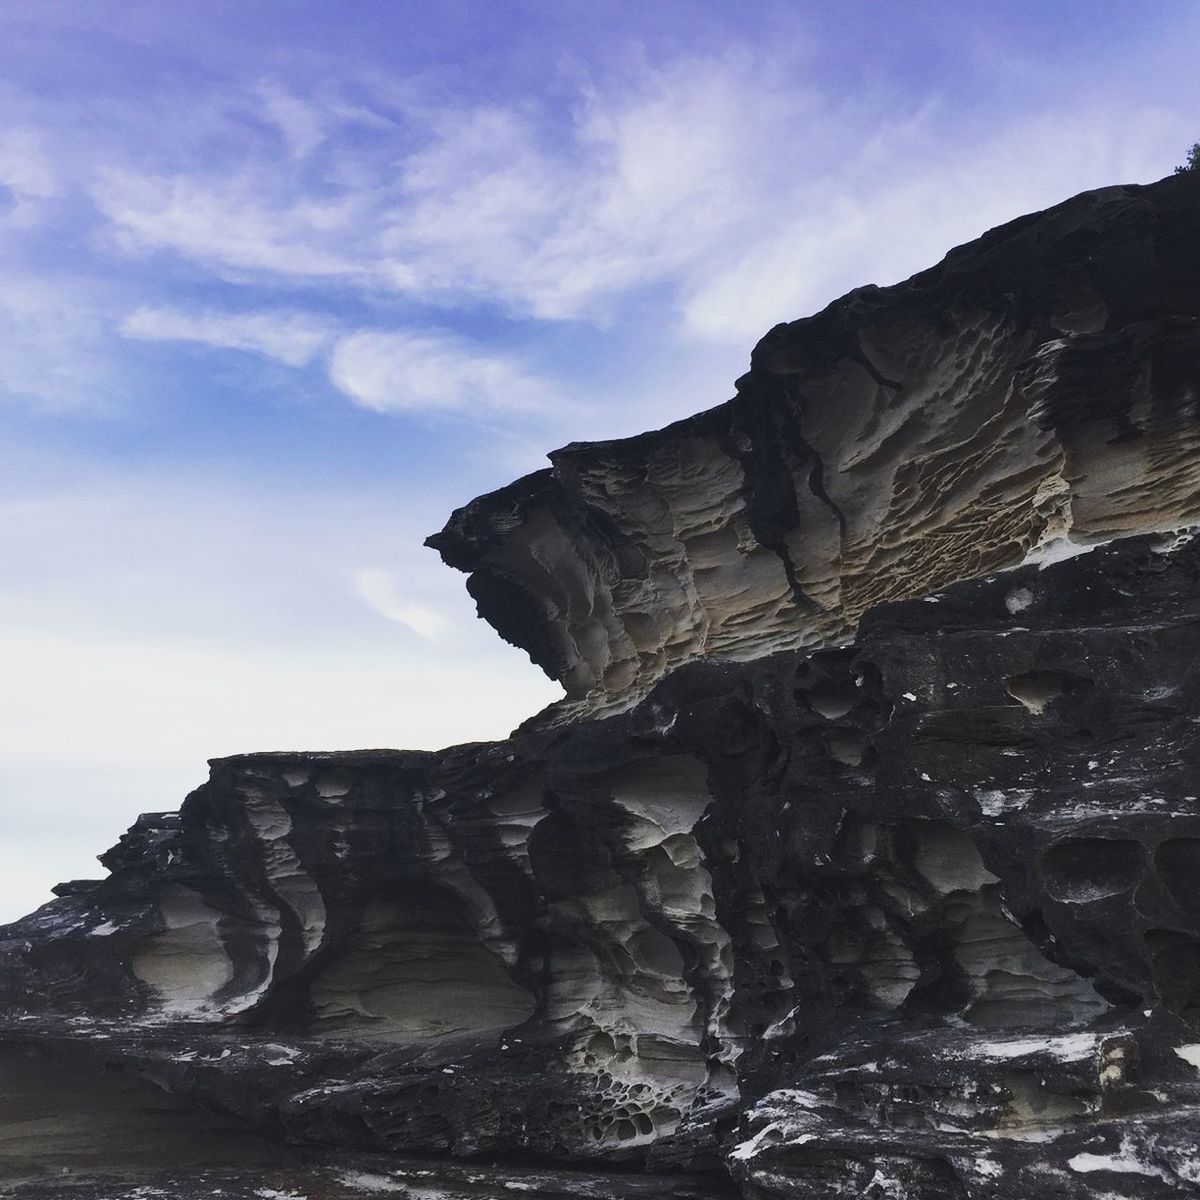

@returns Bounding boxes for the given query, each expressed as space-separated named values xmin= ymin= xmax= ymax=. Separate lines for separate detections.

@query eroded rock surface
xmin=430 ymin=173 xmax=1200 ymax=715
xmin=4 ymin=174 xmax=1200 ymax=1198
xmin=7 ymin=530 xmax=1200 ymax=1196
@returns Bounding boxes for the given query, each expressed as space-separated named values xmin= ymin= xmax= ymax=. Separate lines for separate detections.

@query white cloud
xmin=328 ymin=328 xmax=556 ymax=414
xmin=351 ymin=568 xmax=452 ymax=640
xmin=256 ymin=81 xmax=331 ymax=159
xmin=0 ymin=275 xmax=118 ymax=412
xmin=680 ymin=106 xmax=1191 ymax=343
xmin=0 ymin=471 xmax=468 ymax=648
xmin=93 ymin=166 xmax=366 ymax=280
xmin=0 ymin=129 xmax=56 ymax=198
xmin=82 ymin=53 xmax=1197 ymax=354
xmin=121 ymin=304 xmax=335 ymax=366
xmin=0 ymin=128 xmax=58 ymax=230
xmin=119 ymin=303 xmax=557 ymax=420
xmin=83 ymin=57 xmax=809 ymax=320
xmin=375 ymin=65 xmax=774 ymax=321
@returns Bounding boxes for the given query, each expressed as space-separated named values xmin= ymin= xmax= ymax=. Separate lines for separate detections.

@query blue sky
xmin=2 ymin=0 xmax=1198 ymax=920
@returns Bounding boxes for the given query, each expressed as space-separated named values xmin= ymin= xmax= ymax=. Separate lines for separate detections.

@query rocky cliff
xmin=430 ymin=175 xmax=1200 ymax=717
xmin=4 ymin=173 xmax=1200 ymax=1199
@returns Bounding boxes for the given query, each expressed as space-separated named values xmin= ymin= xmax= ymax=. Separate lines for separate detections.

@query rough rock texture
xmin=4 ymin=173 xmax=1200 ymax=1199
xmin=430 ymin=174 xmax=1200 ymax=716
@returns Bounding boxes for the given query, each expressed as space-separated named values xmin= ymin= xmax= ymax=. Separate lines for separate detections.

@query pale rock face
xmin=4 ymin=173 xmax=1200 ymax=1199
xmin=128 ymin=884 xmax=237 ymax=1015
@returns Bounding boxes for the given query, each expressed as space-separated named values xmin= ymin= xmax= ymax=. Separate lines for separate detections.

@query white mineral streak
xmin=967 ymin=1032 xmax=1105 ymax=1061
xmin=1175 ymin=1043 xmax=1200 ymax=1068
xmin=334 ymin=1173 xmax=400 ymax=1194
xmin=1067 ymin=1140 xmax=1171 ymax=1180
xmin=730 ymin=1090 xmax=825 ymax=1162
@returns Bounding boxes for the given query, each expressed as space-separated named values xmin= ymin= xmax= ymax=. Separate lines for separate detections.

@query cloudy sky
xmin=1 ymin=0 xmax=1198 ymax=921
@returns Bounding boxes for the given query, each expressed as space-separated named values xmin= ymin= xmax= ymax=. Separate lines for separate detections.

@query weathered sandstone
xmin=430 ymin=175 xmax=1200 ymax=716
xmin=4 ymin=172 xmax=1200 ymax=1199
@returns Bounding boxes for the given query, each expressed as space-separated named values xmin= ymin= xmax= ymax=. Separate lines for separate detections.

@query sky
xmin=1 ymin=0 xmax=1198 ymax=921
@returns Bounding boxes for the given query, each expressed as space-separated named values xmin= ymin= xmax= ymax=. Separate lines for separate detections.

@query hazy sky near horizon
xmin=1 ymin=0 xmax=1198 ymax=921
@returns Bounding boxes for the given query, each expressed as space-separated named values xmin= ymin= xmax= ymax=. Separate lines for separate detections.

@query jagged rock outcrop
xmin=4 ymin=173 xmax=1200 ymax=1199
xmin=429 ymin=174 xmax=1200 ymax=716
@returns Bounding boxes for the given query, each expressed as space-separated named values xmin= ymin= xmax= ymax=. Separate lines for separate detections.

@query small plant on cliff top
xmin=1177 ymin=142 xmax=1200 ymax=173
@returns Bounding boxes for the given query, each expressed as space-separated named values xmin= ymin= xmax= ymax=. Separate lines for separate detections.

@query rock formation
xmin=4 ymin=172 xmax=1200 ymax=1198
xmin=430 ymin=175 xmax=1200 ymax=716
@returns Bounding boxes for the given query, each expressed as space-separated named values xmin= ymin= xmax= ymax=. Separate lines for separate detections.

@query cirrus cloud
xmin=350 ymin=568 xmax=453 ymax=641
xmin=121 ymin=304 xmax=336 ymax=367
xmin=328 ymin=328 xmax=556 ymax=414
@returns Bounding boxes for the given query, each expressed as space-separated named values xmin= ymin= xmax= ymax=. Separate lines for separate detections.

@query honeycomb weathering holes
xmin=1042 ymin=838 xmax=1144 ymax=904
xmin=1005 ymin=670 xmax=1093 ymax=715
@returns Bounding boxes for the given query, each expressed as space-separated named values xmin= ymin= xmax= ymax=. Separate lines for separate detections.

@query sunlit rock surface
xmin=4 ymin=173 xmax=1200 ymax=1198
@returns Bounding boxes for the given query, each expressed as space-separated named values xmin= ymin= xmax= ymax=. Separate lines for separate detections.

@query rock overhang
xmin=428 ymin=173 xmax=1200 ymax=719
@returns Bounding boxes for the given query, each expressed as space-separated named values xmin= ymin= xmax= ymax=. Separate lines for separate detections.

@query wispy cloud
xmin=0 ymin=275 xmax=117 ymax=413
xmin=84 ymin=58 xmax=804 ymax=322
xmin=80 ymin=54 xmax=1197 ymax=356
xmin=680 ymin=106 xmax=1189 ymax=343
xmin=0 ymin=34 xmax=1194 ymax=436
xmin=256 ymin=81 xmax=333 ymax=160
xmin=93 ymin=167 xmax=366 ymax=280
xmin=0 ymin=128 xmax=58 ymax=229
xmin=121 ymin=304 xmax=335 ymax=367
xmin=118 ymin=300 xmax=557 ymax=419
xmin=328 ymin=328 xmax=556 ymax=414
xmin=350 ymin=567 xmax=452 ymax=640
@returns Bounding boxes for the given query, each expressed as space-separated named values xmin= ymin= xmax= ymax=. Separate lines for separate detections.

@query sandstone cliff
xmin=430 ymin=175 xmax=1200 ymax=716
xmin=3 ymin=172 xmax=1200 ymax=1199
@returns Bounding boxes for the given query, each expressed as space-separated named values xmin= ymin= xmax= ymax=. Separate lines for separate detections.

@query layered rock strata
xmin=430 ymin=174 xmax=1200 ymax=715
xmin=4 ymin=173 xmax=1200 ymax=1199
xmin=7 ymin=529 xmax=1200 ymax=1196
